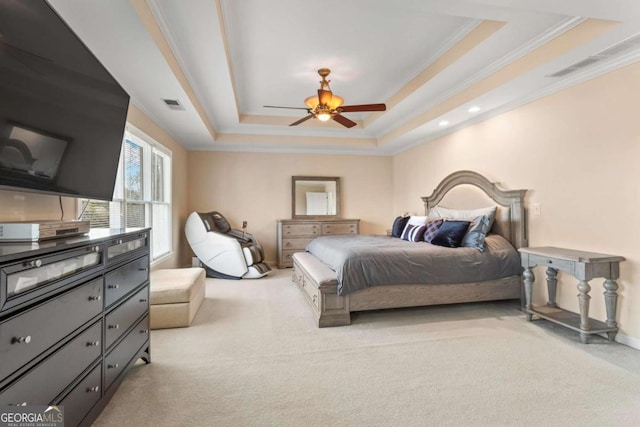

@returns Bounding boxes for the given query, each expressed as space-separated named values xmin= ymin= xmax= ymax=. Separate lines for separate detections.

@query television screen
xmin=0 ymin=0 xmax=130 ymax=201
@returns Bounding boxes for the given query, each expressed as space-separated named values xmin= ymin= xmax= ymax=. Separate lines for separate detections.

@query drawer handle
xmin=312 ymin=295 xmax=317 ymax=303
xmin=107 ymin=363 xmax=119 ymax=369
xmin=108 ymin=284 xmax=120 ymax=289
xmin=13 ymin=336 xmax=31 ymax=344
xmin=28 ymin=259 xmax=42 ymax=268
xmin=87 ymin=386 xmax=100 ymax=393
xmin=140 ymin=329 xmax=149 ymax=334
xmin=139 ymin=267 xmax=149 ymax=272
xmin=285 ymin=242 xmax=291 ymax=248
xmin=116 ymin=239 xmax=123 ymax=245
xmin=89 ymin=295 xmax=102 ymax=301
xmin=87 ymin=341 xmax=100 ymax=347
xmin=91 ymin=246 xmax=100 ymax=252
xmin=325 ymin=232 xmax=332 ymax=235
xmin=139 ymin=298 xmax=148 ymax=303
xmin=108 ymin=324 xmax=120 ymax=329
xmin=548 ymin=260 xmax=553 ymax=264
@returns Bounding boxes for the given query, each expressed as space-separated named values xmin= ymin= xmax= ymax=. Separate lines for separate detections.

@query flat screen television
xmin=0 ymin=0 xmax=130 ymax=201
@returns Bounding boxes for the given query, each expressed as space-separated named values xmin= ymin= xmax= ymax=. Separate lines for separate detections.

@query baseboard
xmin=614 ymin=332 xmax=640 ymax=350
xmin=598 ymin=331 xmax=640 ymax=350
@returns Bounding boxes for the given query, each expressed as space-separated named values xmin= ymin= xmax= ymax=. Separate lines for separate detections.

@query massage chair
xmin=185 ymin=211 xmax=271 ymax=279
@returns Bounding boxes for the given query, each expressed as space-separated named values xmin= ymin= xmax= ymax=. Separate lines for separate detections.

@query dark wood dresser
xmin=0 ymin=228 xmax=151 ymax=427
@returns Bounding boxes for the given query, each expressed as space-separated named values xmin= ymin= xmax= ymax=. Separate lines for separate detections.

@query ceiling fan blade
xmin=318 ymin=89 xmax=332 ymax=106
xmin=339 ymin=103 xmax=386 ymax=113
xmin=289 ymin=114 xmax=314 ymax=126
xmin=263 ymin=105 xmax=309 ymax=110
xmin=332 ymin=114 xmax=357 ymax=128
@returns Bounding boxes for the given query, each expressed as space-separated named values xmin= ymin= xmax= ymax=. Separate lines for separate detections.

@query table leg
xmin=545 ymin=267 xmax=558 ymax=307
xmin=523 ymin=267 xmax=535 ymax=321
xmin=603 ymin=278 xmax=619 ymax=341
xmin=577 ymin=280 xmax=591 ymax=343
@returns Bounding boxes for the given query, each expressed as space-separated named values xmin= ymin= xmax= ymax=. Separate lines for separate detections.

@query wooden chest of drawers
xmin=276 ymin=219 xmax=359 ymax=268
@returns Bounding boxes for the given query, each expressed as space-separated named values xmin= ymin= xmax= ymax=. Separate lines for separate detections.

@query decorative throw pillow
xmin=423 ymin=218 xmax=444 ymax=243
xmin=400 ymin=216 xmax=428 ymax=239
xmin=462 ymin=215 xmax=491 ymax=251
xmin=391 ymin=216 xmax=410 ymax=238
xmin=401 ymin=224 xmax=427 ymax=242
xmin=431 ymin=220 xmax=471 ymax=248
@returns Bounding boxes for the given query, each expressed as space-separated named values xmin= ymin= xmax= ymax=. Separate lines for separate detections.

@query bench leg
xmin=318 ymin=311 xmax=351 ymax=327
xmin=317 ymin=291 xmax=351 ymax=327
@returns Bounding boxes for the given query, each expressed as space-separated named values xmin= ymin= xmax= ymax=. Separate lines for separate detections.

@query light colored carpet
xmin=93 ymin=269 xmax=640 ymax=427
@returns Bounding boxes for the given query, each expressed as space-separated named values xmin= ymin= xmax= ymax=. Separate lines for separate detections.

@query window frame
xmin=77 ymin=125 xmax=172 ymax=264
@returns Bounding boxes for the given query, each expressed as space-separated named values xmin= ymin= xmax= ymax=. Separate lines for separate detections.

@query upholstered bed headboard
xmin=421 ymin=170 xmax=528 ymax=249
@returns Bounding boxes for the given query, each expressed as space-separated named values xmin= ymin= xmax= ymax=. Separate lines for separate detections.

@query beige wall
xmin=126 ymin=105 xmax=189 ymax=270
xmin=187 ymin=151 xmax=393 ymax=263
xmin=392 ymin=61 xmax=640 ymax=346
xmin=0 ymin=191 xmax=76 ymax=222
xmin=0 ymin=105 xmax=189 ymax=270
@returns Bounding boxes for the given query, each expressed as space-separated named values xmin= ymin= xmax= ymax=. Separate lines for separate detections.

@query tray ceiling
xmin=48 ymin=0 xmax=640 ymax=154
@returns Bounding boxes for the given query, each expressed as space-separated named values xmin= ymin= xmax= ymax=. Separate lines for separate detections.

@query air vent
xmin=548 ymin=32 xmax=640 ymax=77
xmin=162 ymin=98 xmax=185 ymax=110
xmin=548 ymin=58 xmax=600 ymax=77
xmin=596 ymin=32 xmax=640 ymax=57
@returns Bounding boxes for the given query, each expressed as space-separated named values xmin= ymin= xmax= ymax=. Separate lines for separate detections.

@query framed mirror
xmin=292 ymin=176 xmax=341 ymax=219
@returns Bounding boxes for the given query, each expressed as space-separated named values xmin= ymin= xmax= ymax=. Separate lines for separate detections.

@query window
xmin=79 ymin=128 xmax=172 ymax=261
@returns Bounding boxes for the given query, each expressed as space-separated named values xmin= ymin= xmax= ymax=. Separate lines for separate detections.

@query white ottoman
xmin=149 ymin=267 xmax=205 ymax=329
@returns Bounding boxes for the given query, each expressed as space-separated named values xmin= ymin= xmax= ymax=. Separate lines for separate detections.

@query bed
xmin=291 ymin=170 xmax=528 ymax=327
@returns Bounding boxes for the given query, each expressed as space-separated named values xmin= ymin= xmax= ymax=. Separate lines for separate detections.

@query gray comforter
xmin=306 ymin=234 xmax=522 ymax=295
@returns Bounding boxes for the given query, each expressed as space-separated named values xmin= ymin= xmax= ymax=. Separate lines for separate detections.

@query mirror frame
xmin=291 ymin=176 xmax=341 ymax=219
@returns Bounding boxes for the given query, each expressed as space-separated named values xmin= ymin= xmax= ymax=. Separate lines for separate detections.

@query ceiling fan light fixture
xmin=265 ymin=68 xmax=385 ymax=128
xmin=328 ymin=95 xmax=344 ymax=110
xmin=305 ymin=95 xmax=319 ymax=109
xmin=316 ymin=112 xmax=332 ymax=122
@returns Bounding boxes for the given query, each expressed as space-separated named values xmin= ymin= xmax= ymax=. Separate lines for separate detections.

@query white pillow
xmin=428 ymin=206 xmax=497 ymax=229
xmin=401 ymin=216 xmax=427 ymax=238
xmin=406 ymin=216 xmax=427 ymax=226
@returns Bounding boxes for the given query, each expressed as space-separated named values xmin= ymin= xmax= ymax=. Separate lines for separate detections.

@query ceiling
xmin=48 ymin=0 xmax=640 ymax=155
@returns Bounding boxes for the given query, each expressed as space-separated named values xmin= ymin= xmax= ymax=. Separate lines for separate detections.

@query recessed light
xmin=468 ymin=106 xmax=481 ymax=113
xmin=438 ymin=120 xmax=449 ymax=127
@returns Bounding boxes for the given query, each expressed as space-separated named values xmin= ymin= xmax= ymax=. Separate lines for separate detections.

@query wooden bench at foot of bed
xmin=292 ymin=252 xmax=351 ymax=327
xmin=292 ymin=251 xmax=522 ymax=328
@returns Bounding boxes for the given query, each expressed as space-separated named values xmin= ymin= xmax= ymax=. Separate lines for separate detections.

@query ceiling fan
xmin=264 ymin=68 xmax=386 ymax=128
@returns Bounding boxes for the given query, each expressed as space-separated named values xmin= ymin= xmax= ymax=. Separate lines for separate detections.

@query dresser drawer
xmin=281 ymin=250 xmax=302 ymax=267
xmin=1 ymin=245 xmax=103 ymax=315
xmin=321 ymin=222 xmax=358 ymax=235
xmin=528 ymin=255 xmax=575 ymax=274
xmin=104 ymin=315 xmax=149 ymax=391
xmin=105 ymin=285 xmax=149 ymax=349
xmin=282 ymin=223 xmax=320 ymax=237
xmin=106 ymin=232 xmax=149 ymax=265
xmin=104 ymin=255 xmax=149 ymax=307
xmin=0 ymin=320 xmax=101 ymax=406
xmin=282 ymin=237 xmax=315 ymax=251
xmin=0 ymin=278 xmax=103 ymax=381
xmin=58 ymin=363 xmax=102 ymax=427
